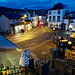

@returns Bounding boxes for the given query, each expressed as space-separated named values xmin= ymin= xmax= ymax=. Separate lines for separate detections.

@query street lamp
xmin=67 ymin=15 xmax=70 ymax=39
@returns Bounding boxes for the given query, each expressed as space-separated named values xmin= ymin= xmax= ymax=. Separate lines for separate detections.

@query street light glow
xmin=24 ymin=14 xmax=27 ymax=18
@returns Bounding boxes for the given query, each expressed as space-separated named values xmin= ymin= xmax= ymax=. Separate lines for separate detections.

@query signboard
xmin=23 ymin=49 xmax=31 ymax=56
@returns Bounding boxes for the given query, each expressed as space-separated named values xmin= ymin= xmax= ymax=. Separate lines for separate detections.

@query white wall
xmin=63 ymin=19 xmax=75 ymax=30
xmin=48 ymin=8 xmax=69 ymax=28
xmin=32 ymin=17 xmax=38 ymax=27
xmin=48 ymin=9 xmax=63 ymax=22
xmin=0 ymin=15 xmax=10 ymax=32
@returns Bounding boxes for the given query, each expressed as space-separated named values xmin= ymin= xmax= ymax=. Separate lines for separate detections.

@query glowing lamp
xmin=24 ymin=14 xmax=27 ymax=18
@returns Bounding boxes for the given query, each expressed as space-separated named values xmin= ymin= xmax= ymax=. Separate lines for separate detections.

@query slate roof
xmin=49 ymin=3 xmax=65 ymax=10
xmin=63 ymin=17 xmax=75 ymax=19
xmin=4 ymin=14 xmax=23 ymax=19
xmin=0 ymin=35 xmax=18 ymax=49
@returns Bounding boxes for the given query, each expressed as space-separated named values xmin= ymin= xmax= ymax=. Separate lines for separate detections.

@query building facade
xmin=63 ymin=12 xmax=75 ymax=31
xmin=48 ymin=3 xmax=69 ymax=29
xmin=0 ymin=14 xmax=32 ymax=34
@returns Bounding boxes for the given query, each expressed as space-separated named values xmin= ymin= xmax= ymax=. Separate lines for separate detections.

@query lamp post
xmin=23 ymin=14 xmax=28 ymax=32
xmin=67 ymin=15 xmax=70 ymax=39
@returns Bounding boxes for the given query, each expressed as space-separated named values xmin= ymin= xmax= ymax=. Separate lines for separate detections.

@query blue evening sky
xmin=0 ymin=0 xmax=75 ymax=11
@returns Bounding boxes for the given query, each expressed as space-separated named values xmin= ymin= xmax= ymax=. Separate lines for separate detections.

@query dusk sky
xmin=0 ymin=0 xmax=75 ymax=11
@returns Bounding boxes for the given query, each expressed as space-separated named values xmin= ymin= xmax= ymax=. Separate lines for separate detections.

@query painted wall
xmin=48 ymin=9 xmax=63 ymax=22
xmin=48 ymin=8 xmax=69 ymax=28
xmin=63 ymin=19 xmax=75 ymax=30
xmin=32 ymin=17 xmax=38 ymax=27
xmin=0 ymin=15 xmax=10 ymax=32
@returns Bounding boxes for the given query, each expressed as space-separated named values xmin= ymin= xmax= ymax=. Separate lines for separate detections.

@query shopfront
xmin=15 ymin=25 xmax=25 ymax=33
xmin=11 ymin=22 xmax=25 ymax=34
xmin=24 ymin=20 xmax=32 ymax=31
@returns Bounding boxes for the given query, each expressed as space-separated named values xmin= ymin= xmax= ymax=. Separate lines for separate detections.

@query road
xmin=0 ymin=26 xmax=73 ymax=67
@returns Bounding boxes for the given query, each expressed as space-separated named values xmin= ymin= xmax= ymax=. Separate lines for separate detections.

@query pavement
xmin=0 ymin=26 xmax=74 ymax=67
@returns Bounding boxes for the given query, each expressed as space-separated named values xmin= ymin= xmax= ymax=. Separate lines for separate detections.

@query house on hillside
xmin=0 ymin=14 xmax=32 ymax=34
xmin=48 ymin=3 xmax=70 ymax=30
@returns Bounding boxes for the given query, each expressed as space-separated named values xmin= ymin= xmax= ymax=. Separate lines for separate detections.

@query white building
xmin=48 ymin=3 xmax=69 ymax=29
xmin=32 ymin=16 xmax=38 ymax=27
xmin=29 ymin=11 xmax=38 ymax=27
xmin=63 ymin=12 xmax=75 ymax=31
xmin=0 ymin=14 xmax=32 ymax=34
xmin=0 ymin=14 xmax=25 ymax=33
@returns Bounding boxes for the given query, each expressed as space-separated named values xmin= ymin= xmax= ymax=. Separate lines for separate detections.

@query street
xmin=0 ymin=26 xmax=73 ymax=67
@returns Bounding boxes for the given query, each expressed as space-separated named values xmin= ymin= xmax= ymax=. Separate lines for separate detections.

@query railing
xmin=0 ymin=65 xmax=36 ymax=75
xmin=50 ymin=59 xmax=75 ymax=75
xmin=0 ymin=59 xmax=75 ymax=75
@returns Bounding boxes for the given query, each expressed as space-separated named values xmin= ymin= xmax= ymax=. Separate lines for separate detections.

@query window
xmin=53 ymin=16 xmax=55 ymax=21
xmin=49 ymin=10 xmax=51 ymax=14
xmin=57 ymin=16 xmax=60 ymax=21
xmin=49 ymin=16 xmax=51 ymax=21
xmin=58 ymin=10 xmax=60 ymax=14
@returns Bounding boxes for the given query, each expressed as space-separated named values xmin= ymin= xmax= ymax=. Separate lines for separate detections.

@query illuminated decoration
xmin=0 ymin=67 xmax=10 ymax=75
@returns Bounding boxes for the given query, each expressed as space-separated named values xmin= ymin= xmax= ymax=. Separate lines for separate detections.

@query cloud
xmin=0 ymin=0 xmax=75 ymax=11
xmin=0 ymin=0 xmax=52 ymax=9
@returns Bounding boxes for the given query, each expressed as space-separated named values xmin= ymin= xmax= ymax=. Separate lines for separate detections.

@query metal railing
xmin=0 ymin=59 xmax=75 ymax=75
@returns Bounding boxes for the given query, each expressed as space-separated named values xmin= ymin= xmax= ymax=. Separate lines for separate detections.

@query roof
xmin=24 ymin=19 xmax=31 ymax=24
xmin=4 ymin=14 xmax=23 ymax=19
xmin=11 ymin=22 xmax=24 ymax=27
xmin=0 ymin=35 xmax=18 ymax=50
xmin=0 ymin=7 xmax=25 ymax=14
xmin=25 ymin=19 xmax=31 ymax=22
xmin=0 ymin=13 xmax=2 ymax=17
xmin=71 ymin=12 xmax=75 ymax=14
xmin=63 ymin=17 xmax=75 ymax=19
xmin=49 ymin=3 xmax=65 ymax=10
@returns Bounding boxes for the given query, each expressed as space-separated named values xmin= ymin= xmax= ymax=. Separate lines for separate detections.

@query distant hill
xmin=0 ymin=7 xmax=24 ymax=14
xmin=0 ymin=7 xmax=48 ymax=16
